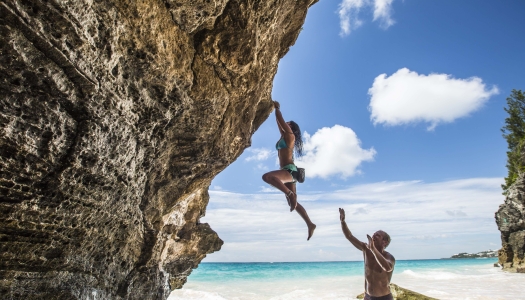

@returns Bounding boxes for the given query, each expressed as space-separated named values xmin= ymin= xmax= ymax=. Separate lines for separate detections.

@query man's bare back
xmin=339 ymin=208 xmax=396 ymax=299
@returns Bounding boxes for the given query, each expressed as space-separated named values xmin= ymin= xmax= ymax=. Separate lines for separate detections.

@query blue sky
xmin=201 ymin=0 xmax=525 ymax=262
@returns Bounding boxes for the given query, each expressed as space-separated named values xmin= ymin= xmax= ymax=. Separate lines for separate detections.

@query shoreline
xmin=170 ymin=259 xmax=524 ymax=299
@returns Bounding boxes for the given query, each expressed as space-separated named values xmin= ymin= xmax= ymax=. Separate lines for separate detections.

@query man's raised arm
xmin=339 ymin=208 xmax=365 ymax=251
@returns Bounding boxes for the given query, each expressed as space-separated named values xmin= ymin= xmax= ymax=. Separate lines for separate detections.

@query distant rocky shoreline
xmin=447 ymin=250 xmax=498 ymax=259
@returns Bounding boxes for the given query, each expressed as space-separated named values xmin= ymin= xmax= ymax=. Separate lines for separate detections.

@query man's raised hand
xmin=366 ymin=234 xmax=376 ymax=251
xmin=339 ymin=208 xmax=346 ymax=223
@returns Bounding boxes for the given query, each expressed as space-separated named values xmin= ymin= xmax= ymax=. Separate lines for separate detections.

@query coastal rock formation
xmin=356 ymin=283 xmax=437 ymax=300
xmin=449 ymin=250 xmax=498 ymax=259
xmin=0 ymin=0 xmax=317 ymax=298
xmin=495 ymin=173 xmax=525 ymax=272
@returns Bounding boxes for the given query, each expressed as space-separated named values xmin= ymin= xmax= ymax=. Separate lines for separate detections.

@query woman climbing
xmin=262 ymin=100 xmax=316 ymax=240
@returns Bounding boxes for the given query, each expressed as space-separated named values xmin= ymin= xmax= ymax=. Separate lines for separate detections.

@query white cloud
xmin=373 ymin=0 xmax=395 ymax=28
xmin=245 ymin=148 xmax=273 ymax=162
xmin=368 ymin=68 xmax=499 ymax=130
xmin=256 ymin=163 xmax=269 ymax=171
xmin=446 ymin=210 xmax=467 ymax=217
xmin=338 ymin=0 xmax=366 ymax=36
xmin=259 ymin=186 xmax=275 ymax=193
xmin=354 ymin=207 xmax=369 ymax=215
xmin=202 ymin=177 xmax=504 ymax=262
xmin=338 ymin=0 xmax=396 ymax=36
xmin=295 ymin=125 xmax=376 ymax=179
xmin=412 ymin=234 xmax=448 ymax=240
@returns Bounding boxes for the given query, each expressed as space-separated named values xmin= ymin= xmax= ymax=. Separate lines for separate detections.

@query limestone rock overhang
xmin=0 ymin=0 xmax=318 ymax=298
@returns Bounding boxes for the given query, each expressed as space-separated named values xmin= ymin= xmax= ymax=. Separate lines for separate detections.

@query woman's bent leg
xmin=262 ymin=170 xmax=297 ymax=211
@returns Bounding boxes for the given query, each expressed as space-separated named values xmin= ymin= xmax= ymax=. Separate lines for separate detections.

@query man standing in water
xmin=339 ymin=208 xmax=395 ymax=300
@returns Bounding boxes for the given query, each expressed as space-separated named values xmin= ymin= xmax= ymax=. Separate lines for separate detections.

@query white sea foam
xmin=394 ymin=264 xmax=524 ymax=300
xmin=401 ymin=269 xmax=462 ymax=280
xmin=168 ymin=289 xmax=228 ymax=300
xmin=170 ymin=276 xmax=364 ymax=300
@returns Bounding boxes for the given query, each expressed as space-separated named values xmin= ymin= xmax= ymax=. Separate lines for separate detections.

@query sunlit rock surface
xmin=0 ymin=0 xmax=317 ymax=298
xmin=356 ymin=283 xmax=438 ymax=300
xmin=496 ymin=173 xmax=525 ymax=273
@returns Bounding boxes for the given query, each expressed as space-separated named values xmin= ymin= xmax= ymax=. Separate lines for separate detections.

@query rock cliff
xmin=0 ymin=0 xmax=317 ymax=298
xmin=495 ymin=173 xmax=525 ymax=273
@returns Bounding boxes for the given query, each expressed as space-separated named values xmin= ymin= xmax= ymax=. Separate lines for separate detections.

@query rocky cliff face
xmin=495 ymin=173 xmax=525 ymax=273
xmin=0 ymin=0 xmax=317 ymax=298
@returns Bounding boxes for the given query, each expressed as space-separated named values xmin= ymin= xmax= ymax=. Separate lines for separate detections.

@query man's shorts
xmin=364 ymin=294 xmax=394 ymax=300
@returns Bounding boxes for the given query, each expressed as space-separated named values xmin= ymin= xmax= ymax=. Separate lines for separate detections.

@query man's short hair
xmin=378 ymin=230 xmax=391 ymax=248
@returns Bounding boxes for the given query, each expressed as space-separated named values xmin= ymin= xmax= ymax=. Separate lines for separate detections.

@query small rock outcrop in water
xmin=356 ymin=283 xmax=437 ymax=300
xmin=0 ymin=0 xmax=317 ymax=299
xmin=495 ymin=173 xmax=525 ymax=273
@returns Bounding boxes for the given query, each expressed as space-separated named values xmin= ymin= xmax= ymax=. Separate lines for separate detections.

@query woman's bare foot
xmin=307 ymin=224 xmax=316 ymax=241
xmin=286 ymin=191 xmax=297 ymax=212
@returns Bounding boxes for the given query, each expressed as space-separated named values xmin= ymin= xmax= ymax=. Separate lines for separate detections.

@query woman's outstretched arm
xmin=274 ymin=101 xmax=293 ymax=134
xmin=275 ymin=106 xmax=285 ymax=135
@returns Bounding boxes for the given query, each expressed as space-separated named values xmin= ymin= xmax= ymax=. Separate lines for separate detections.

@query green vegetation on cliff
xmin=501 ymin=89 xmax=525 ymax=192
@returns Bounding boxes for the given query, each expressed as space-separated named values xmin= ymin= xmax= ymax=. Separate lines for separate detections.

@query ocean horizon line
xmin=200 ymin=257 xmax=497 ymax=264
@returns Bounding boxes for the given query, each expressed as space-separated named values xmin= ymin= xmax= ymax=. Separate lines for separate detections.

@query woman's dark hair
xmin=288 ymin=121 xmax=304 ymax=157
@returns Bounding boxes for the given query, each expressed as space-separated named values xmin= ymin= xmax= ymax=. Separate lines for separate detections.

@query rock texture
xmin=356 ymin=283 xmax=437 ymax=300
xmin=495 ymin=173 xmax=525 ymax=273
xmin=0 ymin=0 xmax=317 ymax=298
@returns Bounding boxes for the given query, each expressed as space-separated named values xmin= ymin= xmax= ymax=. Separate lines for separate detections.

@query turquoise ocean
xmin=169 ymin=259 xmax=524 ymax=300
